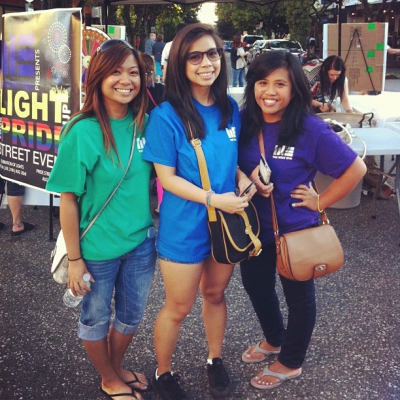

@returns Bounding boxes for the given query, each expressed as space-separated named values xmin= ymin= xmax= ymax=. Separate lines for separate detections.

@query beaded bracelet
xmin=205 ymin=189 xmax=215 ymax=207
xmin=317 ymin=194 xmax=324 ymax=213
xmin=68 ymin=256 xmax=82 ymax=262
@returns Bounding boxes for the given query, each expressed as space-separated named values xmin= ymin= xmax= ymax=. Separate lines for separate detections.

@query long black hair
xmin=319 ymin=55 xmax=346 ymax=102
xmin=240 ymin=51 xmax=311 ymax=147
xmin=164 ymin=23 xmax=232 ymax=141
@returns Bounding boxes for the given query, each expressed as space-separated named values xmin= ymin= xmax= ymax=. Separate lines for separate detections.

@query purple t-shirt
xmin=238 ymin=114 xmax=358 ymax=245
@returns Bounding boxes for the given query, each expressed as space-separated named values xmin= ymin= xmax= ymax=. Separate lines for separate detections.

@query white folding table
xmin=350 ymin=127 xmax=400 ymax=218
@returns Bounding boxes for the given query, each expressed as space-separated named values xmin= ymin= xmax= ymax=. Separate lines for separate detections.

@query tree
xmin=357 ymin=0 xmax=399 ymax=22
xmin=215 ymin=2 xmax=287 ymax=38
xmin=284 ymin=0 xmax=314 ymax=46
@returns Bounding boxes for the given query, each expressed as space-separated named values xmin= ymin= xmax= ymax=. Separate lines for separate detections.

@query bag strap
xmin=258 ymin=133 xmax=330 ymax=253
xmin=189 ymin=126 xmax=261 ymax=256
xmin=188 ymin=125 xmax=217 ymax=222
xmin=147 ymin=88 xmax=158 ymax=108
xmin=80 ymin=124 xmax=137 ymax=239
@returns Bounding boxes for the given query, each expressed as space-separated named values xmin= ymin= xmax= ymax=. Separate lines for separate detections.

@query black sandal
xmin=125 ymin=370 xmax=151 ymax=393
xmin=100 ymin=387 xmax=139 ymax=399
xmin=11 ymin=221 xmax=35 ymax=236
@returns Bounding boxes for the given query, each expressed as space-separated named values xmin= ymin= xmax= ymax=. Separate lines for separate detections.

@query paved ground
xmin=1 ymin=172 xmax=399 ymax=399
xmin=1 ymin=63 xmax=399 ymax=400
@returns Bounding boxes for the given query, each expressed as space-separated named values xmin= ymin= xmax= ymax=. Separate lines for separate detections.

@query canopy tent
xmin=106 ymin=0 xmax=274 ymax=5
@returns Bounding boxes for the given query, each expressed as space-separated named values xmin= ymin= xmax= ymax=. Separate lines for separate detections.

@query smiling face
xmin=185 ymin=34 xmax=221 ymax=96
xmin=254 ymin=67 xmax=293 ymax=123
xmin=101 ymin=53 xmax=141 ymax=118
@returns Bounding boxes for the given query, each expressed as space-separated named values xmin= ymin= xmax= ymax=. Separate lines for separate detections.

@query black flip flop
xmin=100 ymin=387 xmax=138 ymax=399
xmin=11 ymin=221 xmax=35 ymax=236
xmin=125 ymin=370 xmax=151 ymax=393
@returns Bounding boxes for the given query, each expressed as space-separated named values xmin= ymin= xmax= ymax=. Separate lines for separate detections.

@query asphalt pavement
xmin=1 ymin=177 xmax=399 ymax=399
xmin=1 ymin=64 xmax=399 ymax=400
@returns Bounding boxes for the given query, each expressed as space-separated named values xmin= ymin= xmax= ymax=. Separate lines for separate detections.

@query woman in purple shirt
xmin=237 ymin=51 xmax=366 ymax=391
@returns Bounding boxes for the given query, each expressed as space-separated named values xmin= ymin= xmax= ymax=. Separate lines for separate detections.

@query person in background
xmin=237 ymin=51 xmax=366 ymax=391
xmin=309 ymin=55 xmax=354 ymax=113
xmin=143 ymin=23 xmax=253 ymax=400
xmin=141 ymin=53 xmax=164 ymax=113
xmin=46 ymin=40 xmax=157 ymax=400
xmin=0 ymin=180 xmax=35 ymax=236
xmin=152 ymin=34 xmax=166 ymax=83
xmin=160 ymin=23 xmax=187 ymax=81
xmin=307 ymin=36 xmax=317 ymax=58
xmin=141 ymin=53 xmax=165 ymax=214
xmin=230 ymin=33 xmax=248 ymax=87
xmin=0 ymin=44 xmax=35 ymax=236
xmin=145 ymin=32 xmax=156 ymax=56
xmin=387 ymin=45 xmax=400 ymax=56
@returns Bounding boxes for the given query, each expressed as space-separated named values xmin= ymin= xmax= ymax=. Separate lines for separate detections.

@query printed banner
xmin=0 ymin=8 xmax=82 ymax=191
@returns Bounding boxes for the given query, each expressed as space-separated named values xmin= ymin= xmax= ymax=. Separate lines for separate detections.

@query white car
xmin=247 ymin=40 xmax=268 ymax=64
xmin=260 ymin=39 xmax=307 ymax=64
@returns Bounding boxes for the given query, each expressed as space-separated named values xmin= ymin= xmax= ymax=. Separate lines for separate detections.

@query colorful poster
xmin=0 ymin=8 xmax=82 ymax=191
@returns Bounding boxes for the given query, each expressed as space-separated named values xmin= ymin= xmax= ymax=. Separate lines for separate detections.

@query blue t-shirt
xmin=238 ymin=114 xmax=358 ymax=245
xmin=143 ymin=98 xmax=241 ymax=262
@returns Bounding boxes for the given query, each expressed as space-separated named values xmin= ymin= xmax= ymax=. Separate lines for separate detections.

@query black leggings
xmin=240 ymin=242 xmax=316 ymax=369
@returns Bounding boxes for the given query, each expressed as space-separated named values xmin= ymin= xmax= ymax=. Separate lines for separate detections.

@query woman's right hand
xmin=210 ymin=192 xmax=251 ymax=214
xmin=68 ymin=260 xmax=92 ymax=297
xmin=250 ymin=165 xmax=274 ymax=198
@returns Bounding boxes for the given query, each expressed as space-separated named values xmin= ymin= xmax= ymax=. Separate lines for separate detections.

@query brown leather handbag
xmin=271 ymin=192 xmax=345 ymax=281
xmin=258 ymin=132 xmax=344 ymax=281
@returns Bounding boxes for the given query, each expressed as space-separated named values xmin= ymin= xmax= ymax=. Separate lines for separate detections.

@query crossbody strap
xmin=188 ymin=125 xmax=217 ymax=222
xmin=80 ymin=124 xmax=137 ymax=239
xmin=258 ymin=133 xmax=330 ymax=253
xmin=147 ymin=88 xmax=158 ymax=108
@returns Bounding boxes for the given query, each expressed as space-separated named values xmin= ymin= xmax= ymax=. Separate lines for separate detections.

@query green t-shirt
xmin=46 ymin=111 xmax=153 ymax=261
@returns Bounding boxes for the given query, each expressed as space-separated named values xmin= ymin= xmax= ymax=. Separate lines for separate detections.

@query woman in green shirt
xmin=47 ymin=40 xmax=156 ymax=400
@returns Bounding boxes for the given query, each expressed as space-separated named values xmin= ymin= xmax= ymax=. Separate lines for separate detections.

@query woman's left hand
xmin=237 ymin=174 xmax=257 ymax=199
xmin=291 ymin=184 xmax=318 ymax=211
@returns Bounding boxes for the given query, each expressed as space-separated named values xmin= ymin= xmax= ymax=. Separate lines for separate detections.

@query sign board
xmin=0 ymin=8 xmax=82 ymax=192
xmin=323 ymin=22 xmax=388 ymax=92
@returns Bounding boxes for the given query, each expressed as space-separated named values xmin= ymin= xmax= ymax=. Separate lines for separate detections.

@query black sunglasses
xmin=97 ymin=39 xmax=134 ymax=54
xmin=186 ymin=48 xmax=223 ymax=65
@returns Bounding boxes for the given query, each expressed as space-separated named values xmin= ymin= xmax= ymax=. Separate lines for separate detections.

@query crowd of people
xmin=2 ymin=23 xmax=369 ymax=400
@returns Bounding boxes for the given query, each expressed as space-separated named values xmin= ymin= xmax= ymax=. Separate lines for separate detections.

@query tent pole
xmin=103 ymin=0 xmax=109 ymax=33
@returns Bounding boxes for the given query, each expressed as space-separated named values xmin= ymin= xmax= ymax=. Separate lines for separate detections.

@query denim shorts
xmin=158 ymin=253 xmax=204 ymax=265
xmin=77 ymin=236 xmax=156 ymax=341
xmin=0 ymin=180 xmax=25 ymax=196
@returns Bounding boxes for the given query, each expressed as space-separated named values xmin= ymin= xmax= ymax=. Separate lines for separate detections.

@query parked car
xmin=260 ymin=39 xmax=308 ymax=65
xmin=242 ymin=34 xmax=264 ymax=52
xmin=247 ymin=39 xmax=267 ymax=64
xmin=224 ymin=40 xmax=232 ymax=52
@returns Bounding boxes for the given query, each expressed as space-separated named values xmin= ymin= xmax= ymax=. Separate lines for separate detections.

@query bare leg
xmin=7 ymin=195 xmax=23 ymax=232
xmin=200 ymin=257 xmax=234 ymax=359
xmin=108 ymin=326 xmax=148 ymax=391
xmin=154 ymin=260 xmax=203 ymax=375
xmin=82 ymin=338 xmax=141 ymax=400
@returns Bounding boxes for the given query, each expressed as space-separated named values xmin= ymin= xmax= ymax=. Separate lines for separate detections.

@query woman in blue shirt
xmin=143 ymin=23 xmax=253 ymax=400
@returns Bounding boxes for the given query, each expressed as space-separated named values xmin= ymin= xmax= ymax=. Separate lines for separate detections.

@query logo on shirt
xmin=226 ymin=127 xmax=237 ymax=142
xmin=136 ymin=137 xmax=146 ymax=153
xmin=272 ymin=145 xmax=294 ymax=160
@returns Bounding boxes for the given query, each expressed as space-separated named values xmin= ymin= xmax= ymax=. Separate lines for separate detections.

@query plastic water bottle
xmin=63 ymin=273 xmax=91 ymax=308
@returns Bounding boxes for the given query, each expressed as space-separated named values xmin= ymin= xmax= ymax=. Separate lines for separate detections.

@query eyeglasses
xmin=186 ymin=48 xmax=223 ymax=65
xmin=97 ymin=39 xmax=134 ymax=54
